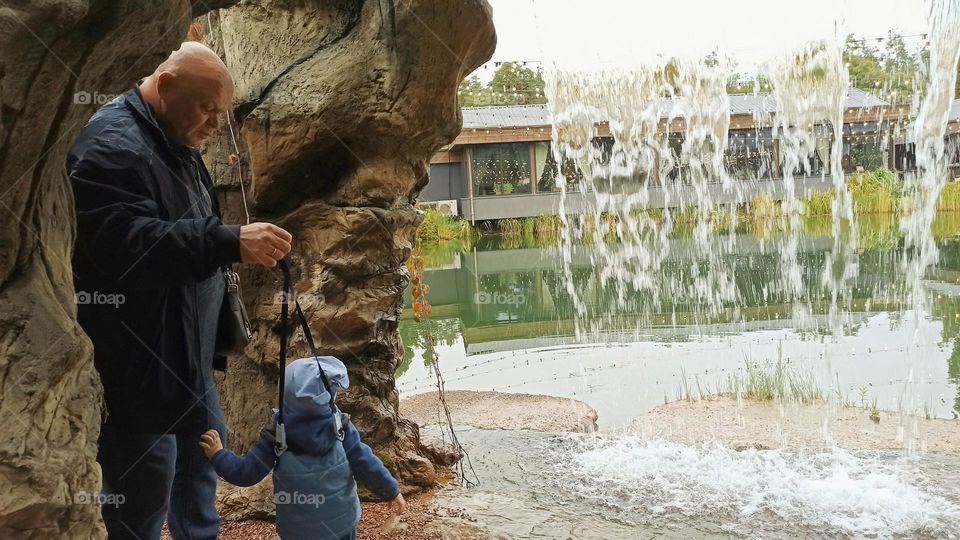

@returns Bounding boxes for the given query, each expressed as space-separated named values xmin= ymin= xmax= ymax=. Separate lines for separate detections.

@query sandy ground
xmin=160 ymin=389 xmax=595 ymax=540
xmin=399 ymin=390 xmax=598 ymax=432
xmin=632 ymin=394 xmax=960 ymax=454
xmin=160 ymin=495 xmax=484 ymax=540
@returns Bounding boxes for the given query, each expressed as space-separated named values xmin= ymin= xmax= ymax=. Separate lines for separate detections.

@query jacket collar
xmin=125 ymin=84 xmax=189 ymax=151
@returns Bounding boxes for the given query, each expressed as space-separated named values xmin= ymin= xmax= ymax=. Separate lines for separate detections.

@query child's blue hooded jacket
xmin=210 ymin=356 xmax=400 ymax=539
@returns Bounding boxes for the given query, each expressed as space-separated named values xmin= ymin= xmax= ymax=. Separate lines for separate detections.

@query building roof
xmin=461 ymin=88 xmax=889 ymax=130
xmin=462 ymin=104 xmax=551 ymax=129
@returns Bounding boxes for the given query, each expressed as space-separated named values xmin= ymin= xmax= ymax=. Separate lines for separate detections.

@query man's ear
xmin=154 ymin=71 xmax=177 ymax=102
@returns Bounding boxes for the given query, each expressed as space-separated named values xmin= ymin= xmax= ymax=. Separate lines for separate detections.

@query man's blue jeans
xmin=97 ymin=383 xmax=226 ymax=540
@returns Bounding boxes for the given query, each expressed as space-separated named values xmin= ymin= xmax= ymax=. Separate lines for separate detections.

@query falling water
xmin=899 ymin=0 xmax=960 ymax=453
xmin=542 ymin=0 xmax=960 ymax=462
xmin=548 ymin=58 xmax=741 ymax=341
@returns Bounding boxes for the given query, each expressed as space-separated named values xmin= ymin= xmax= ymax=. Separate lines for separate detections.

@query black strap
xmin=276 ymin=258 xmax=340 ymax=453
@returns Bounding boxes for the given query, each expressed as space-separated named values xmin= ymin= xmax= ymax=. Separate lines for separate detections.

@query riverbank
xmin=400 ymin=390 xmax=598 ymax=432
xmin=632 ymin=394 xmax=960 ymax=454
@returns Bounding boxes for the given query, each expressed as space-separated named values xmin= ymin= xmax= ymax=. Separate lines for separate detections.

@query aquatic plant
xmin=725 ymin=349 xmax=822 ymax=405
xmin=418 ymin=207 xmax=473 ymax=241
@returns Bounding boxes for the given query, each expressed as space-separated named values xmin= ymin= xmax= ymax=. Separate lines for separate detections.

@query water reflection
xmin=399 ymin=215 xmax=960 ymax=418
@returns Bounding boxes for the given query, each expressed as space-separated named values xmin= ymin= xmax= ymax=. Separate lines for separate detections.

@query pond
xmin=398 ymin=214 xmax=960 ymax=428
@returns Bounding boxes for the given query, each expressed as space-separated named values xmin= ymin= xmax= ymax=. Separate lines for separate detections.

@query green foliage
xmin=843 ymin=32 xmax=924 ymax=103
xmin=748 ymin=194 xmax=781 ymax=222
xmin=533 ymin=214 xmax=562 ymax=237
xmin=499 ymin=218 xmax=523 ymax=237
xmin=418 ymin=208 xmax=473 ymax=242
xmin=802 ymin=190 xmax=834 ymax=217
xmin=726 ymin=350 xmax=823 ymax=405
xmin=937 ymin=182 xmax=960 ymax=212
xmin=458 ymin=62 xmax=546 ymax=107
xmin=709 ymin=207 xmax=736 ymax=231
xmin=847 ymin=168 xmax=902 ymax=214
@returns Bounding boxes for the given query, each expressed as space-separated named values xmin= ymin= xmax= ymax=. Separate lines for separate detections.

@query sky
xmin=474 ymin=0 xmax=931 ymax=79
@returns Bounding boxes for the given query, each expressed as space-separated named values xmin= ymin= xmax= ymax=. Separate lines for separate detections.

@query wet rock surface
xmin=199 ymin=0 xmax=495 ymax=519
xmin=0 ymin=1 xmax=235 ymax=538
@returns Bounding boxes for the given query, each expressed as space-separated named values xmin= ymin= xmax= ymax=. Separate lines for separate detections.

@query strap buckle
xmin=274 ymin=423 xmax=287 ymax=456
xmin=334 ymin=411 xmax=345 ymax=441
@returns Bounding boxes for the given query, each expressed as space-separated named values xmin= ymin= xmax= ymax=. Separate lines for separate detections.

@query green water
xmin=398 ymin=214 xmax=960 ymax=423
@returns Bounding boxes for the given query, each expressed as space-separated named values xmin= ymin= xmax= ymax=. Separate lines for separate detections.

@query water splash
xmin=555 ymin=435 xmax=960 ymax=538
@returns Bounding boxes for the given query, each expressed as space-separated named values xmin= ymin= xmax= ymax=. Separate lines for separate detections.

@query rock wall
xmin=201 ymin=0 xmax=495 ymax=498
xmin=0 ymin=2 xmax=236 ymax=538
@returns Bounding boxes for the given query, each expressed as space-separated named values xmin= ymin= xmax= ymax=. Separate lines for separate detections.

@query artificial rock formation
xmin=200 ymin=0 xmax=495 ymax=508
xmin=0 ymin=0 xmax=493 ymax=535
xmin=0 ymin=2 xmax=236 ymax=538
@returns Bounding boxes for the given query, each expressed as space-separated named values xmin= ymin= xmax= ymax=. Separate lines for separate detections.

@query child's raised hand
xmin=388 ymin=493 xmax=406 ymax=515
xmin=199 ymin=429 xmax=223 ymax=459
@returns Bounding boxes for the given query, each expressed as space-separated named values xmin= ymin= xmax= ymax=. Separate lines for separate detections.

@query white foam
xmin=554 ymin=436 xmax=960 ymax=537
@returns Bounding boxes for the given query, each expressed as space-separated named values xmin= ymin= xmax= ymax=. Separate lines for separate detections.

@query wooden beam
xmin=528 ymin=142 xmax=537 ymax=194
xmin=430 ymin=149 xmax=464 ymax=164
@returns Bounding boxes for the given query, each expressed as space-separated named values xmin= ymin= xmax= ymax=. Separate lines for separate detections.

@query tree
xmin=844 ymin=33 xmax=924 ymax=104
xmin=458 ymin=62 xmax=546 ymax=107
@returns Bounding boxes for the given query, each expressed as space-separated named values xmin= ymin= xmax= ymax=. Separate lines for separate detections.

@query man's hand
xmin=239 ymin=223 xmax=292 ymax=267
xmin=199 ymin=429 xmax=224 ymax=459
xmin=388 ymin=493 xmax=407 ymax=514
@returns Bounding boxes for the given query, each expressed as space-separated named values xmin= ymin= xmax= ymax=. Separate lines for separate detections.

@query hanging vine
xmin=409 ymin=236 xmax=479 ymax=487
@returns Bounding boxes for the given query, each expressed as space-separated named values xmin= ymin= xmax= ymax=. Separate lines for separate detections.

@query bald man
xmin=68 ymin=42 xmax=291 ymax=539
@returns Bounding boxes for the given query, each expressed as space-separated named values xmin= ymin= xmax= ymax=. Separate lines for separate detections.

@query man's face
xmin=156 ymin=71 xmax=232 ymax=148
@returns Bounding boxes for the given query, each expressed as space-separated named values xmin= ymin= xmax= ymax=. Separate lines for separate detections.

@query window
xmin=725 ymin=128 xmax=777 ymax=181
xmin=841 ymin=121 xmax=885 ymax=174
xmin=533 ymin=141 xmax=585 ymax=192
xmin=843 ymin=137 xmax=886 ymax=173
xmin=470 ymin=143 xmax=532 ymax=196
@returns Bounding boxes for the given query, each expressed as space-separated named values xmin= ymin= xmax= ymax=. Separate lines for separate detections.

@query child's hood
xmin=284 ymin=356 xmax=348 ymax=410
xmin=281 ymin=356 xmax=349 ymax=455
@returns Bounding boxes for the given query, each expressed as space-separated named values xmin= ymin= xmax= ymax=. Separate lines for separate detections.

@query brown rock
xmin=217 ymin=479 xmax=276 ymax=523
xmin=0 ymin=1 xmax=236 ymax=538
xmin=199 ymin=0 xmax=495 ymax=521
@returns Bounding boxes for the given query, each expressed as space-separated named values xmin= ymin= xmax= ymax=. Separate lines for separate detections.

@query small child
xmin=200 ymin=356 xmax=405 ymax=540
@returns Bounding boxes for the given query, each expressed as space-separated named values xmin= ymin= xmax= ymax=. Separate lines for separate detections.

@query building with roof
xmin=422 ymin=89 xmax=958 ymax=222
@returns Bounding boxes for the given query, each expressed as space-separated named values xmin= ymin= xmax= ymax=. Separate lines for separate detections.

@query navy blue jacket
xmin=211 ymin=357 xmax=400 ymax=501
xmin=68 ymin=86 xmax=240 ymax=433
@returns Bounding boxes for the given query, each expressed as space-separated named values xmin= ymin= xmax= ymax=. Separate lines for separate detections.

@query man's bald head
xmin=140 ymin=42 xmax=234 ymax=148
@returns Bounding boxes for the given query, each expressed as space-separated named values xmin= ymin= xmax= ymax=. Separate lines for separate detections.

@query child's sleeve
xmin=341 ymin=420 xmax=401 ymax=500
xmin=210 ymin=425 xmax=278 ymax=487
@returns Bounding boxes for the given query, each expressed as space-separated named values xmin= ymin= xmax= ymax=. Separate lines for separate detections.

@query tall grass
xmin=802 ymin=190 xmax=834 ymax=217
xmin=937 ymin=181 xmax=960 ymax=212
xmin=533 ymin=214 xmax=563 ymax=237
xmin=418 ymin=208 xmax=472 ymax=241
xmin=725 ymin=350 xmax=822 ymax=405
xmin=499 ymin=218 xmax=523 ymax=237
xmin=847 ymin=168 xmax=901 ymax=214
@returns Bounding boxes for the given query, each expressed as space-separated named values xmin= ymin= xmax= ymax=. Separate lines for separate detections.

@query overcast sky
xmin=475 ymin=0 xmax=931 ymax=78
